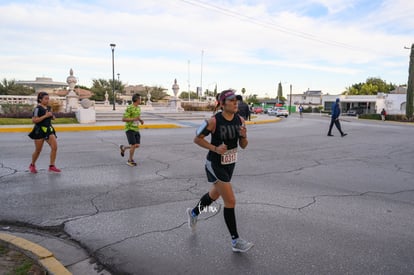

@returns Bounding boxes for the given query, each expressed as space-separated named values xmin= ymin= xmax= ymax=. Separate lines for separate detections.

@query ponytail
xmin=213 ymin=93 xmax=222 ymax=114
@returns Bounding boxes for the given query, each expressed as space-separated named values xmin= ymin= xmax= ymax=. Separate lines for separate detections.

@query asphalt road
xmin=1 ymin=115 xmax=414 ymax=274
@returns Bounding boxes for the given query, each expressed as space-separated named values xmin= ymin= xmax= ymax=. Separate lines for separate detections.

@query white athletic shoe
xmin=232 ymin=238 xmax=254 ymax=253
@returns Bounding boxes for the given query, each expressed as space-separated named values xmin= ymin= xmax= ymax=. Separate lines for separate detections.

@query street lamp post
xmin=117 ymin=73 xmax=121 ymax=104
xmin=289 ymin=84 xmax=292 ymax=115
xmin=110 ymin=43 xmax=116 ymax=110
xmin=188 ymin=60 xmax=191 ymax=102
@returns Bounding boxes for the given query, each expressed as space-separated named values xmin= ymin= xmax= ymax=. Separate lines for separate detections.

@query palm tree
xmin=0 ymin=78 xmax=14 ymax=95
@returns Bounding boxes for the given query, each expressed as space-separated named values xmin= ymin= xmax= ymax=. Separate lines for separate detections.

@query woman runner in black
xmin=186 ymin=89 xmax=253 ymax=253
xmin=28 ymin=92 xmax=61 ymax=173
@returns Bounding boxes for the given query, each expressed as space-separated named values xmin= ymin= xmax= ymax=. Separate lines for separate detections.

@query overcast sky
xmin=1 ymin=0 xmax=413 ymax=97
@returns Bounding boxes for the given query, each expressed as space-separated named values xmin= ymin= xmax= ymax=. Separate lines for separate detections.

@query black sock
xmin=192 ymin=193 xmax=214 ymax=216
xmin=223 ymin=207 xmax=239 ymax=240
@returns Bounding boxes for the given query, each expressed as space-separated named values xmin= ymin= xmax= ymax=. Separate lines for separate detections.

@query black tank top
xmin=207 ymin=112 xmax=242 ymax=163
xmin=33 ymin=105 xmax=52 ymax=127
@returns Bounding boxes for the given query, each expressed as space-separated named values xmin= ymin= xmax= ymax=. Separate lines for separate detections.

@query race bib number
xmin=221 ymin=148 xmax=238 ymax=165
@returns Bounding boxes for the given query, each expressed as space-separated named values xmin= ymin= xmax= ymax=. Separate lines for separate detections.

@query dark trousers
xmin=328 ymin=118 xmax=344 ymax=135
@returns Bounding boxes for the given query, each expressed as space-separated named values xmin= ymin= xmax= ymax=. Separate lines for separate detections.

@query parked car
xmin=268 ymin=107 xmax=289 ymax=117
xmin=263 ymin=107 xmax=273 ymax=114
xmin=345 ymin=109 xmax=358 ymax=116
xmin=275 ymin=107 xmax=289 ymax=117
xmin=267 ymin=107 xmax=278 ymax=116
xmin=252 ymin=107 xmax=263 ymax=114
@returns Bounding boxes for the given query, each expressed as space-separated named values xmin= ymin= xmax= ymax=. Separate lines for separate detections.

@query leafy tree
xmin=90 ymin=79 xmax=111 ymax=101
xmin=140 ymin=85 xmax=168 ymax=102
xmin=407 ymin=44 xmax=414 ymax=118
xmin=179 ymin=91 xmax=198 ymax=100
xmin=204 ymin=89 xmax=215 ymax=97
xmin=360 ymin=83 xmax=379 ymax=95
xmin=110 ymin=79 xmax=125 ymax=95
xmin=0 ymin=78 xmax=33 ymax=95
xmin=90 ymin=78 xmax=127 ymax=102
xmin=241 ymin=88 xmax=246 ymax=95
xmin=246 ymin=94 xmax=259 ymax=105
xmin=343 ymin=77 xmax=397 ymax=95
xmin=366 ymin=77 xmax=396 ymax=93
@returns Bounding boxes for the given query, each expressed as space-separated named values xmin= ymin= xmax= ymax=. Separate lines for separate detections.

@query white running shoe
xmin=232 ymin=238 xmax=254 ymax=253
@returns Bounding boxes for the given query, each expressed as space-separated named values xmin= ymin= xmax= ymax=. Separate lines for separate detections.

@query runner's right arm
xmin=194 ymin=117 xmax=226 ymax=154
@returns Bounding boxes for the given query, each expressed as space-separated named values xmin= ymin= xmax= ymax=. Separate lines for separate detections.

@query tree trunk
xmin=406 ymin=44 xmax=414 ymax=118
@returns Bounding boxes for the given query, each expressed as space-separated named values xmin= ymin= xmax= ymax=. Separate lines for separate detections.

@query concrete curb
xmin=0 ymin=232 xmax=72 ymax=275
xmin=246 ymin=118 xmax=281 ymax=124
xmin=0 ymin=123 xmax=182 ymax=133
xmin=0 ymin=118 xmax=281 ymax=133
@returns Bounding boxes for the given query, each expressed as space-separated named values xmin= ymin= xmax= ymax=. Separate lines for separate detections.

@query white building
xmin=287 ymin=90 xmax=322 ymax=107
xmin=322 ymin=87 xmax=407 ymax=115
xmin=376 ymin=87 xmax=407 ymax=115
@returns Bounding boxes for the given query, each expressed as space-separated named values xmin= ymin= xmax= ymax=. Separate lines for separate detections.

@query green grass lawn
xmin=0 ymin=117 xmax=78 ymax=125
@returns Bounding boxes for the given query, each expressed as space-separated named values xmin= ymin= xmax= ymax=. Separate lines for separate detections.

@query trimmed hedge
xmin=303 ymin=106 xmax=323 ymax=113
xmin=1 ymin=103 xmax=75 ymax=118
xmin=0 ymin=103 xmax=33 ymax=114
xmin=358 ymin=114 xmax=381 ymax=120
xmin=359 ymin=113 xmax=414 ymax=122
xmin=0 ymin=111 xmax=76 ymax=119
xmin=181 ymin=105 xmax=215 ymax=112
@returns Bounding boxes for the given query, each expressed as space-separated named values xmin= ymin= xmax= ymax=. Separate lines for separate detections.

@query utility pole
xmin=289 ymin=84 xmax=292 ymax=114
xmin=200 ymin=49 xmax=204 ymax=101
xmin=405 ymin=44 xmax=414 ymax=118
xmin=188 ymin=60 xmax=191 ymax=102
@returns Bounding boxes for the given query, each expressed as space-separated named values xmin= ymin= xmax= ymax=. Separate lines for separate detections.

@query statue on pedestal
xmin=170 ymin=78 xmax=183 ymax=111
xmin=172 ymin=78 xmax=179 ymax=98
xmin=65 ymin=68 xmax=79 ymax=112
xmin=66 ymin=68 xmax=77 ymax=96
xmin=104 ymin=91 xmax=109 ymax=106
xmin=146 ymin=90 xmax=152 ymax=106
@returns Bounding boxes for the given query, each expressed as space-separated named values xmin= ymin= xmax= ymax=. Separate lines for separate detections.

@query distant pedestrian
xmin=119 ymin=94 xmax=144 ymax=166
xmin=298 ymin=104 xmax=304 ymax=118
xmin=381 ymin=108 xmax=387 ymax=121
xmin=186 ymin=89 xmax=254 ymax=253
xmin=327 ymin=98 xmax=347 ymax=137
xmin=28 ymin=92 xmax=61 ymax=173
xmin=236 ymin=95 xmax=251 ymax=121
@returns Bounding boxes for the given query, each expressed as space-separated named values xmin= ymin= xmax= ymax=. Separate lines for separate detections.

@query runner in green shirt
xmin=120 ymin=94 xmax=144 ymax=166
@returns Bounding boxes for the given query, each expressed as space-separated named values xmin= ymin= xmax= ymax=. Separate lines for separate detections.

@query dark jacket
xmin=237 ymin=101 xmax=250 ymax=120
xmin=331 ymin=100 xmax=341 ymax=119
